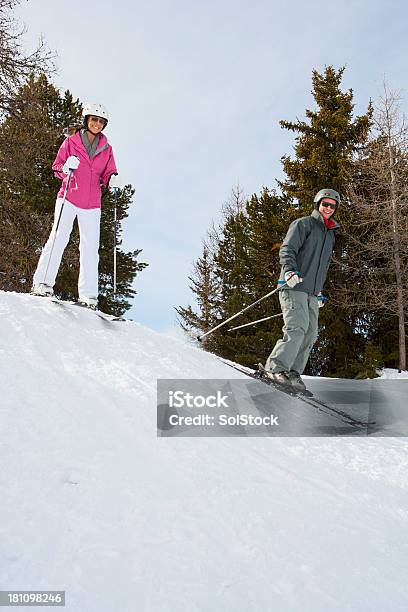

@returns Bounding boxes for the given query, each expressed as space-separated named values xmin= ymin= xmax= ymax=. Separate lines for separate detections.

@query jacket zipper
xmin=73 ymin=138 xmax=93 ymax=208
xmin=314 ymin=227 xmax=328 ymax=294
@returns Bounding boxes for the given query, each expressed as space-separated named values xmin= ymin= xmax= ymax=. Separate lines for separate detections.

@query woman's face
xmin=87 ymin=115 xmax=106 ymax=133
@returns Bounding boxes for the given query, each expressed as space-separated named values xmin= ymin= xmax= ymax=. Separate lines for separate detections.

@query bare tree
xmin=204 ymin=184 xmax=247 ymax=256
xmin=0 ymin=0 xmax=54 ymax=115
xmin=341 ymin=83 xmax=408 ymax=370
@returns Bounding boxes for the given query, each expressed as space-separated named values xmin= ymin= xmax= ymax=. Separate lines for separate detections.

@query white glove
xmin=109 ymin=173 xmax=122 ymax=190
xmin=284 ymin=271 xmax=302 ymax=288
xmin=62 ymin=155 xmax=80 ymax=173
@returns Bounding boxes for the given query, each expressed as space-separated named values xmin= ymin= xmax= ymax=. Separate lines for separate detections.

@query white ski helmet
xmin=82 ymin=103 xmax=109 ymax=129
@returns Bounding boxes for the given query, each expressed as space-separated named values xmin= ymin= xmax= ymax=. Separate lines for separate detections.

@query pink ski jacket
xmin=52 ymin=131 xmax=117 ymax=210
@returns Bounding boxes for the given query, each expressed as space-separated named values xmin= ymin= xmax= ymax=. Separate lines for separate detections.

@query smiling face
xmin=319 ymin=197 xmax=337 ymax=219
xmin=87 ymin=115 xmax=106 ymax=134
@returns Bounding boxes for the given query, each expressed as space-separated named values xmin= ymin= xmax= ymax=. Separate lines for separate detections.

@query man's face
xmin=319 ymin=198 xmax=336 ymax=219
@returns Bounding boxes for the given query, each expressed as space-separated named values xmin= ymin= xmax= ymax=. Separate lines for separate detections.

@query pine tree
xmin=175 ymin=242 xmax=220 ymax=351
xmin=221 ymin=189 xmax=296 ymax=367
xmin=210 ymin=207 xmax=252 ymax=362
xmin=178 ymin=67 xmax=378 ymax=376
xmin=177 ymin=187 xmax=297 ymax=367
xmin=279 ymin=66 xmax=373 ymax=376
xmin=0 ymin=74 xmax=80 ymax=291
xmin=98 ymin=185 xmax=148 ymax=317
xmin=177 ymin=187 xmax=248 ymax=358
xmin=280 ymin=66 xmax=372 ymax=208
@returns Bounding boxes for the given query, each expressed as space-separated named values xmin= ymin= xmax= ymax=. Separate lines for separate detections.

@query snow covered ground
xmin=1 ymin=290 xmax=408 ymax=611
xmin=377 ymin=367 xmax=408 ymax=379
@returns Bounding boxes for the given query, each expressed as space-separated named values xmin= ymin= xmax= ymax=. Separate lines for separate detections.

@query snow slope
xmin=1 ymin=291 xmax=408 ymax=611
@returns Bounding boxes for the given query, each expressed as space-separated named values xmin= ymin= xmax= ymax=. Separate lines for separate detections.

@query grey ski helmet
xmin=314 ymin=188 xmax=341 ymax=210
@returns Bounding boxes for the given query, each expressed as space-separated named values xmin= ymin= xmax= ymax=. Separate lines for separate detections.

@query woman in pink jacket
xmin=32 ymin=103 xmax=119 ymax=308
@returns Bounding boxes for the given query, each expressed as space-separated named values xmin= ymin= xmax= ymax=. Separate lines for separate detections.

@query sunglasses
xmin=89 ymin=116 xmax=106 ymax=125
xmin=320 ymin=200 xmax=336 ymax=210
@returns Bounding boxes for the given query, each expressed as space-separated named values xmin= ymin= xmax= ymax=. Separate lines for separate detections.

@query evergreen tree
xmin=177 ymin=188 xmax=296 ymax=368
xmin=98 ymin=185 xmax=148 ymax=317
xmin=279 ymin=66 xmax=373 ymax=376
xmin=210 ymin=206 xmax=252 ymax=363
xmin=179 ymin=67 xmax=383 ymax=377
xmin=0 ymin=74 xmax=81 ymax=291
xmin=237 ymin=189 xmax=298 ymax=367
xmin=177 ymin=187 xmax=248 ymax=358
xmin=280 ymin=66 xmax=372 ymax=207
xmin=175 ymin=242 xmax=221 ymax=352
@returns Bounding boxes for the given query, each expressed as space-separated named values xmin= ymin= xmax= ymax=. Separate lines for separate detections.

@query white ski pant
xmin=33 ymin=198 xmax=101 ymax=299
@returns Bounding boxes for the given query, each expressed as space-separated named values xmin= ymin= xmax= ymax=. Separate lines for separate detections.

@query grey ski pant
xmin=265 ymin=290 xmax=319 ymax=375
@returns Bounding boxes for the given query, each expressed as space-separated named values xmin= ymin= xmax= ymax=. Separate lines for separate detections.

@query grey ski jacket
xmin=278 ymin=209 xmax=340 ymax=295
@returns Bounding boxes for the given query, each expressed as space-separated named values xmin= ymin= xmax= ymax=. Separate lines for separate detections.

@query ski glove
xmin=284 ymin=271 xmax=303 ymax=288
xmin=62 ymin=156 xmax=80 ymax=173
xmin=317 ymin=292 xmax=327 ymax=308
xmin=109 ymin=173 xmax=122 ymax=190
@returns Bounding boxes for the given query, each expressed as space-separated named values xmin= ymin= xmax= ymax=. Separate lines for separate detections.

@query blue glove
xmin=317 ymin=293 xmax=327 ymax=308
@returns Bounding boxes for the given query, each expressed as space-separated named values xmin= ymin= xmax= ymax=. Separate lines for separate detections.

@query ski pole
xmin=197 ymin=277 xmax=293 ymax=342
xmin=112 ymin=187 xmax=119 ymax=296
xmin=43 ymin=168 xmax=74 ymax=285
xmin=228 ymin=312 xmax=283 ymax=332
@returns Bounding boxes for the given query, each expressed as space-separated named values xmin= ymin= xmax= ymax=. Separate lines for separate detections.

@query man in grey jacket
xmin=264 ymin=188 xmax=340 ymax=391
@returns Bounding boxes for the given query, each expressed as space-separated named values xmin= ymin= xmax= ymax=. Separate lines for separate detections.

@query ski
xmin=255 ymin=363 xmax=376 ymax=426
xmin=71 ymin=301 xmax=125 ymax=322
xmin=218 ymin=359 xmax=375 ymax=429
xmin=254 ymin=364 xmax=376 ymax=428
xmin=51 ymin=297 xmax=124 ymax=322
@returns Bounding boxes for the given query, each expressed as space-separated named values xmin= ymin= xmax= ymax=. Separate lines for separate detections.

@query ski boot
xmin=259 ymin=366 xmax=292 ymax=388
xmin=78 ymin=296 xmax=98 ymax=310
xmin=287 ymin=371 xmax=307 ymax=392
xmin=31 ymin=283 xmax=54 ymax=297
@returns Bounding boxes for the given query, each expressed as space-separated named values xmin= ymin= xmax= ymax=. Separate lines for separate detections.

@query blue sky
xmin=16 ymin=0 xmax=408 ymax=333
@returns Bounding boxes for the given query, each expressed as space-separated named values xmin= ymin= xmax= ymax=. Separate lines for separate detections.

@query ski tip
xmin=299 ymin=390 xmax=314 ymax=398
